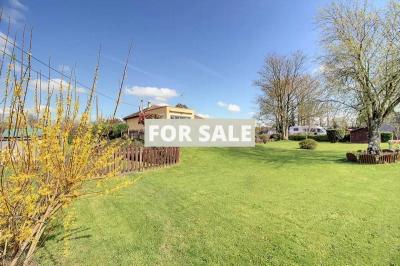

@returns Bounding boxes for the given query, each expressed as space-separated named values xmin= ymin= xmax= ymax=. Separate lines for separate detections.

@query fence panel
xmin=104 ymin=146 xmax=180 ymax=175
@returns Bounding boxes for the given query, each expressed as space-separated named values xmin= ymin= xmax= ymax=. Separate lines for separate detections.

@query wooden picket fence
xmin=347 ymin=151 xmax=400 ymax=164
xmin=106 ymin=146 xmax=180 ymax=174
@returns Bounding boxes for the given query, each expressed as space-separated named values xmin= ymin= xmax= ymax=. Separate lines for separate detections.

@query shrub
xmin=310 ymin=134 xmax=329 ymax=142
xmin=0 ymin=84 xmax=123 ymax=264
xmin=326 ymin=129 xmax=346 ymax=143
xmin=270 ymin=133 xmax=281 ymax=140
xmin=289 ymin=134 xmax=308 ymax=141
xmin=289 ymin=134 xmax=328 ymax=142
xmin=339 ymin=133 xmax=351 ymax=143
xmin=109 ymin=123 xmax=129 ymax=139
xmin=381 ymin=132 xmax=393 ymax=143
xmin=0 ymin=29 xmax=126 ymax=264
xmin=346 ymin=152 xmax=358 ymax=162
xmin=299 ymin=139 xmax=318 ymax=150
xmin=259 ymin=134 xmax=270 ymax=143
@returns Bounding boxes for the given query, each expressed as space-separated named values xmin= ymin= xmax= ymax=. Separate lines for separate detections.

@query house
xmin=256 ymin=126 xmax=276 ymax=135
xmin=123 ymin=104 xmax=196 ymax=137
xmin=349 ymin=125 xmax=397 ymax=143
xmin=380 ymin=123 xmax=398 ymax=139
xmin=349 ymin=127 xmax=368 ymax=143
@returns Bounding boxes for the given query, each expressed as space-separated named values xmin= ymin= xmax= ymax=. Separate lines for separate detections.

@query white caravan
xmin=289 ymin=126 xmax=327 ymax=136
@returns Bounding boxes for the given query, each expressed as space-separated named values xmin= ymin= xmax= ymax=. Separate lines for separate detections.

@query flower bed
xmin=346 ymin=150 xmax=400 ymax=164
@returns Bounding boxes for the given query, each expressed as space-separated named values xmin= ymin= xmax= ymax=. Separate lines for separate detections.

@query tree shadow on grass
xmin=36 ymin=223 xmax=92 ymax=265
xmin=42 ymin=223 xmax=91 ymax=243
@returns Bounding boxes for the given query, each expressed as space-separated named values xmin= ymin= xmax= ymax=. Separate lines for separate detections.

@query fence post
xmin=139 ymin=147 xmax=143 ymax=171
xmin=111 ymin=145 xmax=180 ymax=175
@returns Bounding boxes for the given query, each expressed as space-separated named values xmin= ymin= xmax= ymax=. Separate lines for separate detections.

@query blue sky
xmin=1 ymin=0 xmax=335 ymax=119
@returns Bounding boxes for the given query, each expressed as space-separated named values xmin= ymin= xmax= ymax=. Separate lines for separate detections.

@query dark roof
xmin=122 ymin=105 xmax=165 ymax=120
xmin=349 ymin=125 xmax=396 ymax=133
xmin=380 ymin=124 xmax=396 ymax=132
xmin=349 ymin=127 xmax=367 ymax=132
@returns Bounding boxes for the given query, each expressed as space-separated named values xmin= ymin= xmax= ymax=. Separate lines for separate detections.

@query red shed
xmin=350 ymin=127 xmax=369 ymax=143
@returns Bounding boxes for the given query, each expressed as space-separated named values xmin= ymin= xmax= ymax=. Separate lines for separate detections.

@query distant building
xmin=1 ymin=128 xmax=43 ymax=140
xmin=349 ymin=128 xmax=368 ymax=143
xmin=349 ymin=125 xmax=397 ymax=143
xmin=256 ymin=126 xmax=276 ymax=135
xmin=380 ymin=124 xmax=396 ymax=133
xmin=123 ymin=105 xmax=196 ymax=137
xmin=289 ymin=126 xmax=327 ymax=136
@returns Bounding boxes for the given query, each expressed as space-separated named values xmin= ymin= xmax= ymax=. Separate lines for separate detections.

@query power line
xmin=0 ymin=33 xmax=137 ymax=107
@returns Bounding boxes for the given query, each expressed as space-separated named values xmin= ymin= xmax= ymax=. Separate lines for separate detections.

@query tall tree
xmin=295 ymin=75 xmax=324 ymax=126
xmin=256 ymin=51 xmax=321 ymax=139
xmin=318 ymin=0 xmax=400 ymax=154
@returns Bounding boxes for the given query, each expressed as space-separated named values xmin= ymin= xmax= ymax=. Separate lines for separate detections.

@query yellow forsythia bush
xmin=0 ymin=41 xmax=124 ymax=265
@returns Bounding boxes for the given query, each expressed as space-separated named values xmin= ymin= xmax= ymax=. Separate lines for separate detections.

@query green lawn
xmin=36 ymin=142 xmax=400 ymax=265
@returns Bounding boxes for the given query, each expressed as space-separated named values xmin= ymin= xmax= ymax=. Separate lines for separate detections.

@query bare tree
xmin=318 ymin=0 xmax=400 ymax=154
xmin=256 ymin=51 xmax=321 ymax=139
xmin=296 ymin=75 xmax=324 ymax=126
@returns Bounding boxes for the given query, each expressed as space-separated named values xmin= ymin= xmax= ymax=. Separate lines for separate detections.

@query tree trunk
xmin=282 ymin=125 xmax=289 ymax=140
xmin=367 ymin=119 xmax=381 ymax=155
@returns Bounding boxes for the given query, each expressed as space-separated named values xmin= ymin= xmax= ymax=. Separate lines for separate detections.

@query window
xmin=293 ymin=128 xmax=299 ymax=131
xmin=170 ymin=115 xmax=191 ymax=119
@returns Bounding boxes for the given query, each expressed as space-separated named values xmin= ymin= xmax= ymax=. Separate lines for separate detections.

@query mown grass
xmin=36 ymin=142 xmax=400 ymax=265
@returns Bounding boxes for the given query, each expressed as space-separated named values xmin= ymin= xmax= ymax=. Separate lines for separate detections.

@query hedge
xmin=289 ymin=134 xmax=308 ymax=141
xmin=289 ymin=134 xmax=329 ymax=142
xmin=270 ymin=133 xmax=281 ymax=141
xmin=381 ymin=132 xmax=394 ymax=143
xmin=311 ymin=134 xmax=329 ymax=142
xmin=326 ymin=129 xmax=346 ymax=143
xmin=285 ymin=129 xmax=394 ymax=143
xmin=109 ymin=123 xmax=129 ymax=140
xmin=340 ymin=133 xmax=350 ymax=143
xmin=258 ymin=134 xmax=270 ymax=143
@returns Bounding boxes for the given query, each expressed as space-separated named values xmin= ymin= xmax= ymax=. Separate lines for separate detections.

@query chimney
xmin=147 ymin=101 xmax=152 ymax=108
xmin=139 ymin=99 xmax=143 ymax=111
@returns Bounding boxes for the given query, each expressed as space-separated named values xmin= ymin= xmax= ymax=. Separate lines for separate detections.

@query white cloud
xmin=0 ymin=32 xmax=22 ymax=73
xmin=197 ymin=113 xmax=210 ymax=118
xmin=152 ymin=102 xmax=169 ymax=107
xmin=0 ymin=32 xmax=15 ymax=56
xmin=125 ymin=86 xmax=179 ymax=102
xmin=217 ymin=101 xmax=227 ymax=107
xmin=248 ymin=111 xmax=256 ymax=117
xmin=227 ymin=104 xmax=240 ymax=112
xmin=29 ymin=78 xmax=86 ymax=94
xmin=10 ymin=0 xmax=26 ymax=10
xmin=2 ymin=0 xmax=27 ymax=25
xmin=217 ymin=101 xmax=241 ymax=112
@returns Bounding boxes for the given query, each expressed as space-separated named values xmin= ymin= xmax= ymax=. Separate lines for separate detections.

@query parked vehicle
xmin=289 ymin=126 xmax=327 ymax=136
